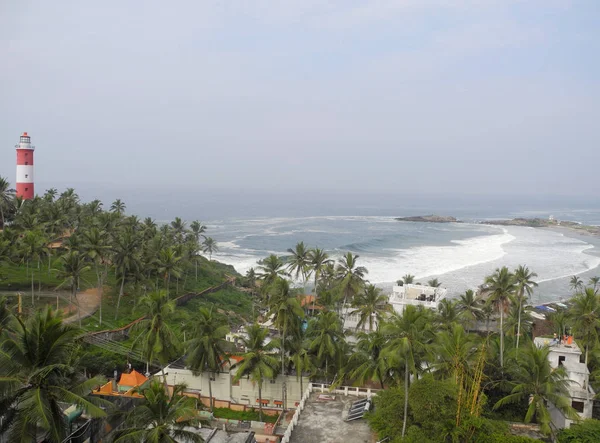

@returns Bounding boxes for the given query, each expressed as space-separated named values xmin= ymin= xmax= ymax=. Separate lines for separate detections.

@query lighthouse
xmin=15 ymin=132 xmax=35 ymax=200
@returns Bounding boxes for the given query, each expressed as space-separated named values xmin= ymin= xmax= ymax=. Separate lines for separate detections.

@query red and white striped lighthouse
xmin=15 ymin=132 xmax=35 ymax=200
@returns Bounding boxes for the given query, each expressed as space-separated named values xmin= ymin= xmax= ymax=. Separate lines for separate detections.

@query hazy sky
xmin=1 ymin=1 xmax=599 ymax=198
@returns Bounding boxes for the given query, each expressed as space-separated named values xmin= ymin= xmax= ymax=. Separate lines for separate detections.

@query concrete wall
xmin=163 ymin=366 xmax=309 ymax=408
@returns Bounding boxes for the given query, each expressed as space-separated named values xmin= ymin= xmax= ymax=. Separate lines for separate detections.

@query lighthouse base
xmin=16 ymin=183 xmax=34 ymax=200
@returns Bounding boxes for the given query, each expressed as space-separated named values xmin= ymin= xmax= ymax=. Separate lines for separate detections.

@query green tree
xmin=589 ymin=276 xmax=600 ymax=294
xmin=110 ymin=198 xmax=126 ymax=215
xmin=437 ymin=298 xmax=460 ymax=329
xmin=112 ymin=229 xmax=142 ymax=319
xmin=427 ymin=278 xmax=442 ymax=288
xmin=397 ymin=274 xmax=415 ymax=286
xmin=186 ymin=306 xmax=228 ymax=411
xmin=306 ymin=310 xmax=345 ymax=383
xmin=382 ymin=305 xmax=433 ymax=437
xmin=286 ymin=241 xmax=312 ymax=292
xmin=570 ymin=287 xmax=600 ymax=366
xmin=131 ymin=291 xmax=180 ymax=381
xmin=19 ymin=229 xmax=48 ymax=306
xmin=347 ymin=329 xmax=389 ymax=389
xmin=570 ymin=275 xmax=584 ymax=294
xmin=232 ymin=324 xmax=279 ymax=421
xmin=157 ymin=247 xmax=183 ymax=298
xmin=485 ymin=266 xmax=516 ymax=368
xmin=201 ymin=237 xmax=218 ymax=261
xmin=82 ymin=226 xmax=110 ymax=325
xmin=189 ymin=220 xmax=206 ymax=281
xmin=431 ymin=323 xmax=478 ymax=384
xmin=494 ymin=342 xmax=579 ymax=435
xmin=557 ymin=419 xmax=600 ymax=443
xmin=0 ymin=308 xmax=107 ymax=442
xmin=56 ymin=250 xmax=91 ymax=326
xmin=308 ymin=247 xmax=332 ymax=310
xmin=112 ymin=381 xmax=203 ymax=443
xmin=513 ymin=265 xmax=538 ymax=353
xmin=0 ymin=176 xmax=15 ymax=229
xmin=350 ymin=284 xmax=388 ymax=331
xmin=257 ymin=254 xmax=288 ymax=292
xmin=336 ymin=252 xmax=368 ymax=312
xmin=456 ymin=289 xmax=483 ymax=331
xmin=267 ymin=278 xmax=304 ymax=378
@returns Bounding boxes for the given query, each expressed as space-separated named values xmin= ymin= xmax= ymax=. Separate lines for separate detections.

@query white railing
xmin=279 ymin=383 xmax=380 ymax=443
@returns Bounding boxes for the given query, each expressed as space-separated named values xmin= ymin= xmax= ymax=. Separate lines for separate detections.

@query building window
xmin=25 ymin=188 xmax=28 ymax=191
xmin=25 ymin=174 xmax=28 ymax=178
xmin=572 ymin=401 xmax=585 ymax=413
xmin=25 ymin=162 xmax=28 ymax=165
xmin=558 ymin=356 xmax=565 ymax=366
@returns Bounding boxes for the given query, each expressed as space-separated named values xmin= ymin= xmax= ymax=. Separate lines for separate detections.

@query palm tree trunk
xmin=281 ymin=328 xmax=286 ymax=376
xmin=31 ymin=265 xmax=34 ymax=306
xmin=516 ymin=295 xmax=522 ymax=356
xmin=115 ymin=276 xmax=125 ymax=320
xmin=76 ymin=287 xmax=81 ymax=327
xmin=258 ymin=384 xmax=263 ymax=422
xmin=96 ymin=263 xmax=103 ymax=326
xmin=195 ymin=259 xmax=198 ymax=282
xmin=209 ymin=375 xmax=214 ymax=412
xmin=402 ymin=360 xmax=409 ymax=438
xmin=500 ymin=307 xmax=504 ymax=368
xmin=166 ymin=273 xmax=171 ymax=298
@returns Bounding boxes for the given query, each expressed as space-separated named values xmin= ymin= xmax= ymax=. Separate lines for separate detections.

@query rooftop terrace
xmin=289 ymin=393 xmax=375 ymax=443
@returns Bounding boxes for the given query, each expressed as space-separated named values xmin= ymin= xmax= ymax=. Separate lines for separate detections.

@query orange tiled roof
xmin=118 ymin=369 xmax=148 ymax=387
xmin=299 ymin=295 xmax=323 ymax=310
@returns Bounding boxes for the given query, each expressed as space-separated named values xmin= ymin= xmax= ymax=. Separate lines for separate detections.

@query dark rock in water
xmin=395 ymin=215 xmax=458 ymax=223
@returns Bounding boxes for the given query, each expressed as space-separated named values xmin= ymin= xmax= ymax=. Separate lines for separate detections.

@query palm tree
xmin=308 ymin=247 xmax=332 ymax=311
xmin=110 ymin=198 xmax=126 ymax=215
xmin=427 ymin=278 xmax=442 ymax=288
xmin=0 ymin=308 xmax=108 ymax=442
xmin=589 ymin=276 xmax=600 ymax=293
xmin=232 ymin=324 xmax=279 ymax=421
xmin=186 ymin=306 xmax=228 ymax=412
xmin=257 ymin=254 xmax=288 ymax=288
xmin=0 ymin=176 xmax=15 ymax=229
xmin=570 ymin=287 xmax=600 ymax=366
xmin=82 ymin=226 xmax=109 ymax=325
xmin=494 ymin=343 xmax=579 ymax=435
xmin=347 ymin=329 xmax=389 ymax=389
xmin=570 ymin=275 xmax=584 ymax=294
xmin=350 ymin=284 xmax=388 ymax=331
xmin=485 ymin=266 xmax=516 ymax=368
xmin=436 ymin=298 xmax=460 ymax=329
xmin=112 ymin=381 xmax=203 ymax=443
xmin=307 ymin=311 xmax=345 ymax=384
xmin=190 ymin=220 xmax=206 ymax=281
xmin=202 ymin=237 xmax=218 ymax=261
xmin=383 ymin=305 xmax=433 ymax=437
xmin=268 ymin=279 xmax=304 ymax=379
xmin=336 ymin=252 xmax=368 ymax=312
xmin=19 ymin=229 xmax=48 ymax=306
xmin=287 ymin=241 xmax=312 ymax=292
xmin=397 ymin=274 xmax=415 ymax=286
xmin=112 ymin=229 xmax=142 ymax=319
xmin=513 ymin=265 xmax=538 ymax=353
xmin=431 ymin=323 xmax=478 ymax=384
xmin=157 ymin=247 xmax=183 ymax=298
xmin=57 ymin=250 xmax=91 ymax=326
xmin=170 ymin=217 xmax=187 ymax=243
xmin=131 ymin=291 xmax=179 ymax=381
xmin=289 ymin=336 xmax=313 ymax=395
xmin=456 ymin=289 xmax=483 ymax=331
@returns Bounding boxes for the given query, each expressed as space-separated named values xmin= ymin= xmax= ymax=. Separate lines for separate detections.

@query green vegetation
xmin=211 ymin=407 xmax=278 ymax=423
xmin=3 ymin=177 xmax=600 ymax=441
xmin=557 ymin=419 xmax=600 ymax=442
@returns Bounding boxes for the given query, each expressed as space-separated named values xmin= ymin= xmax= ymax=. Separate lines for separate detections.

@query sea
xmin=69 ymin=186 xmax=600 ymax=304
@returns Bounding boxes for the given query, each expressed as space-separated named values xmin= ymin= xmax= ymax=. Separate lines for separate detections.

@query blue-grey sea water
xmin=65 ymin=185 xmax=600 ymax=303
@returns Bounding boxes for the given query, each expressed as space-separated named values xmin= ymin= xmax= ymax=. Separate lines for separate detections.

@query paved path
xmin=64 ymin=288 xmax=101 ymax=324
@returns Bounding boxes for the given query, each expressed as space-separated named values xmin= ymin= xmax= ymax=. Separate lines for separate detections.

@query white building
xmin=158 ymin=357 xmax=309 ymax=411
xmin=388 ymin=284 xmax=448 ymax=314
xmin=534 ymin=337 xmax=595 ymax=429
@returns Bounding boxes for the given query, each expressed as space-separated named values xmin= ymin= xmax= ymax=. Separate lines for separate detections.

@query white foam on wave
xmin=337 ymin=229 xmax=516 ymax=284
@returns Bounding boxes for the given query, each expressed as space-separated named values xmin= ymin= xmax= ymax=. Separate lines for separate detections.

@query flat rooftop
xmin=289 ymin=393 xmax=375 ymax=443
xmin=534 ymin=337 xmax=582 ymax=354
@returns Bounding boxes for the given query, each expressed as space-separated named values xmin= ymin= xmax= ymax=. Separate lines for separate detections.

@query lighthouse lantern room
xmin=15 ymin=132 xmax=35 ymax=200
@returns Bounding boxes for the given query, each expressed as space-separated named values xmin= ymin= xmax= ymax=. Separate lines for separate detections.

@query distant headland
xmin=395 ymin=215 xmax=459 ymax=223
xmin=394 ymin=215 xmax=599 ymax=236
